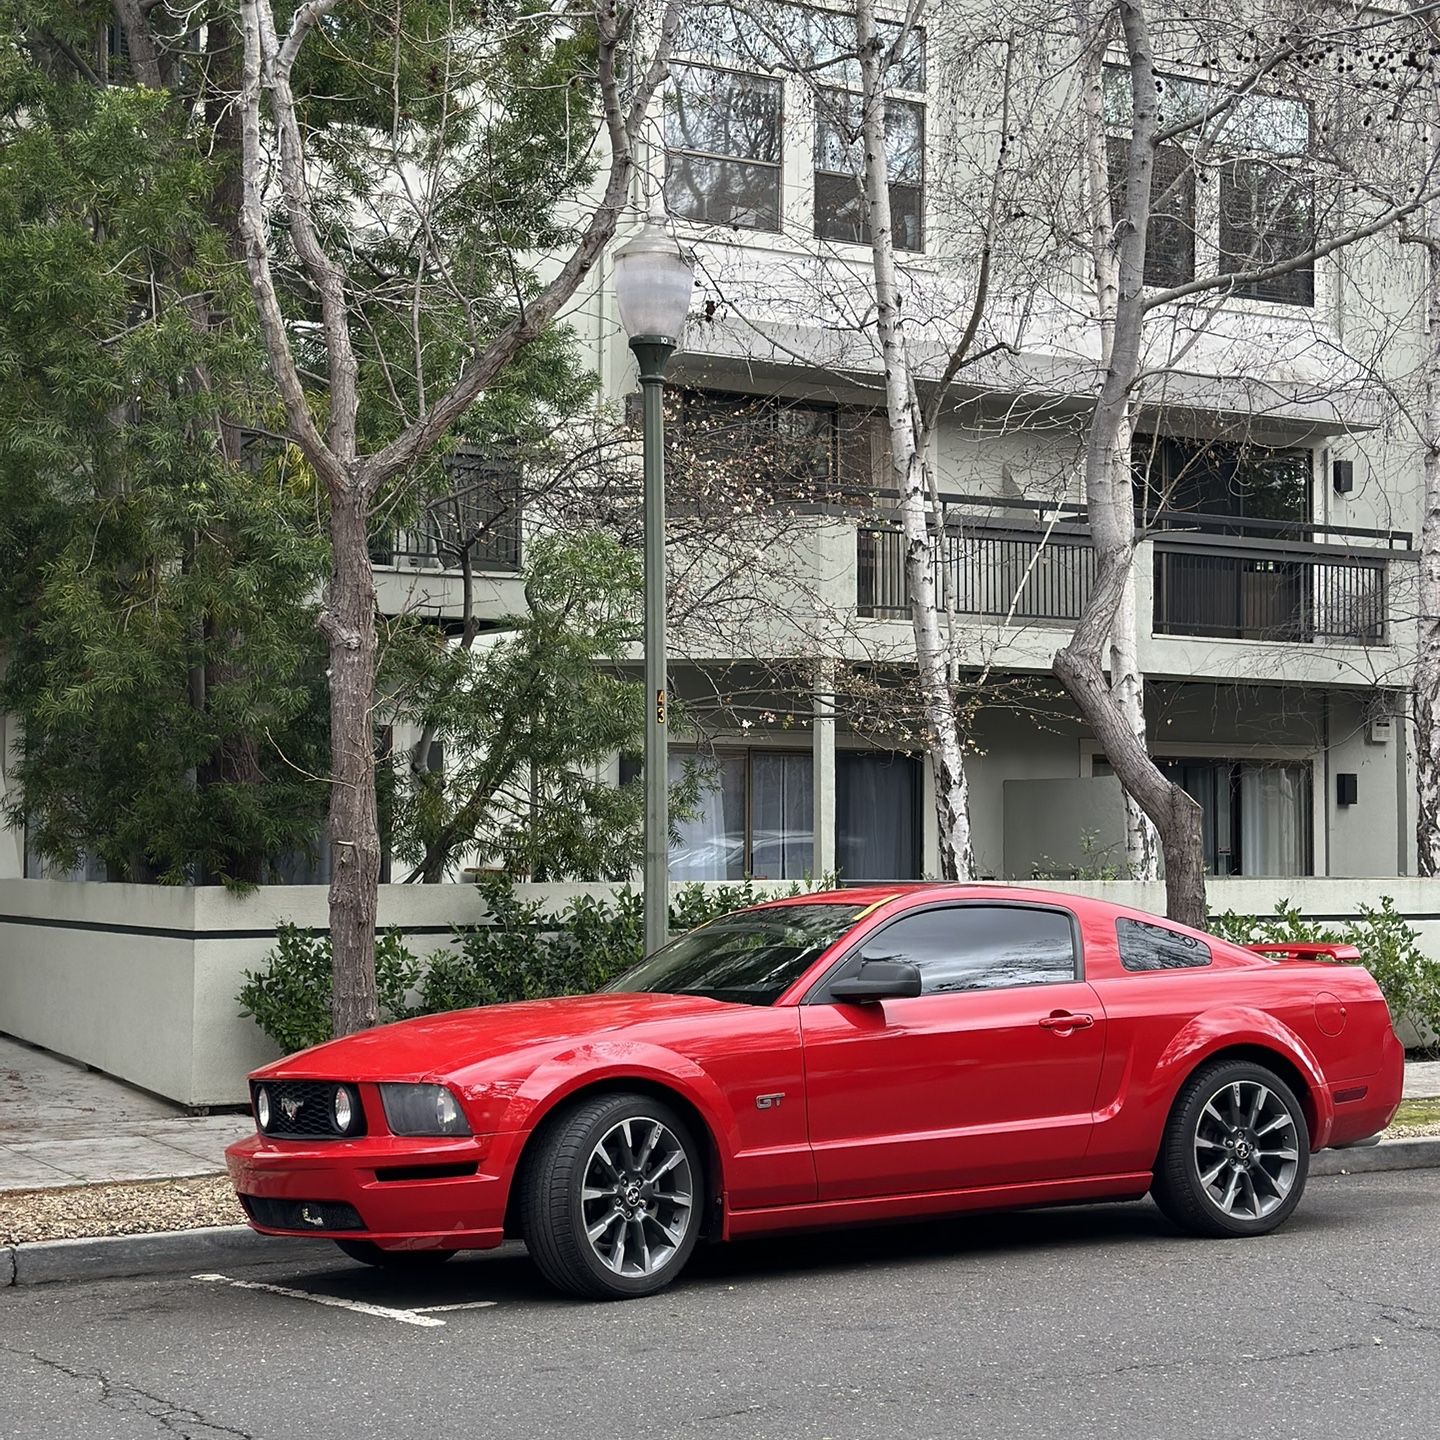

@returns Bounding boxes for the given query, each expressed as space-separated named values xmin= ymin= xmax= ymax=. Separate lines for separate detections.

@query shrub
xmin=238 ymin=925 xmax=423 ymax=1055
xmin=1208 ymin=897 xmax=1440 ymax=1042
xmin=240 ymin=877 xmax=810 ymax=1052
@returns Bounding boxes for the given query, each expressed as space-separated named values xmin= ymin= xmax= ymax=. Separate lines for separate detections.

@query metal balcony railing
xmin=1152 ymin=544 xmax=1388 ymax=644
xmin=857 ymin=523 xmax=1096 ymax=622
xmin=853 ymin=492 xmax=1407 ymax=645
xmin=370 ymin=449 xmax=522 ymax=574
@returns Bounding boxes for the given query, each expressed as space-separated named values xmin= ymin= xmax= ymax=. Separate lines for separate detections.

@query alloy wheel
xmin=580 ymin=1116 xmax=695 ymax=1278
xmin=1192 ymin=1078 xmax=1300 ymax=1220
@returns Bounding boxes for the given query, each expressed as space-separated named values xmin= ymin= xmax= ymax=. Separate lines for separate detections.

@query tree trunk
xmin=855 ymin=0 xmax=974 ymax=880
xmin=1054 ymin=644 xmax=1205 ymax=926
xmin=325 ymin=490 xmax=382 ymax=1035
xmin=1059 ymin=0 xmax=1204 ymax=922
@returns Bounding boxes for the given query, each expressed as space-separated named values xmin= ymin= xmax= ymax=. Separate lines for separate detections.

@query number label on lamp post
xmin=656 ymin=689 xmax=667 ymax=726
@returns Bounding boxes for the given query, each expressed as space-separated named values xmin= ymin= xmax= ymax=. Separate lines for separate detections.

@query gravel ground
xmin=3 ymin=1116 xmax=1439 ymax=1247
xmin=0 ymin=1174 xmax=243 ymax=1245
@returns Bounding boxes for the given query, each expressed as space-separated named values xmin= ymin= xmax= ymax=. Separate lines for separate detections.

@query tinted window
xmin=1117 ymin=917 xmax=1212 ymax=971
xmin=853 ymin=905 xmax=1076 ymax=994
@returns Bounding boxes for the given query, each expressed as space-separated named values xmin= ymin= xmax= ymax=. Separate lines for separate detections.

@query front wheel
xmin=1151 ymin=1059 xmax=1309 ymax=1238
xmin=333 ymin=1240 xmax=457 ymax=1268
xmin=520 ymin=1092 xmax=704 ymax=1300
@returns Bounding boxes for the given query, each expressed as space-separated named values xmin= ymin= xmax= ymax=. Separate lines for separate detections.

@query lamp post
xmin=613 ymin=220 xmax=695 ymax=957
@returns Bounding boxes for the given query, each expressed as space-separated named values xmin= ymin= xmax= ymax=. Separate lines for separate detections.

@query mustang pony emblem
xmin=281 ymin=1097 xmax=303 ymax=1122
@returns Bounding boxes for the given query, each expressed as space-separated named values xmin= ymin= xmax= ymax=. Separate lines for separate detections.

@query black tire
xmin=333 ymin=1239 xmax=457 ymax=1268
xmin=1151 ymin=1058 xmax=1310 ymax=1238
xmin=519 ymin=1091 xmax=704 ymax=1300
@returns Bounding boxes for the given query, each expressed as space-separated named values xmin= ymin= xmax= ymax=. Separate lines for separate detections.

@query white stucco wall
xmin=0 ymin=875 xmax=1434 ymax=1108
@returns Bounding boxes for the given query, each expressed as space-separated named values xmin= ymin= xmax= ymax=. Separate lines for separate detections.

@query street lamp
xmin=613 ymin=219 xmax=695 ymax=957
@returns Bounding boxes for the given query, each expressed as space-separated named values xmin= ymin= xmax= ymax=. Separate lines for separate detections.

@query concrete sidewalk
xmin=1 ymin=1032 xmax=1438 ymax=1195
xmin=0 ymin=1035 xmax=251 ymax=1192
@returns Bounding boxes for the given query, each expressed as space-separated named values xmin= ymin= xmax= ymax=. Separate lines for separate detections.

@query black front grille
xmin=240 ymin=1195 xmax=366 ymax=1232
xmin=252 ymin=1081 xmax=366 ymax=1140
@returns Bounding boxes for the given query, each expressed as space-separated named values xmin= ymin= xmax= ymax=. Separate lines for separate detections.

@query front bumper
xmin=225 ymin=1130 xmax=523 ymax=1252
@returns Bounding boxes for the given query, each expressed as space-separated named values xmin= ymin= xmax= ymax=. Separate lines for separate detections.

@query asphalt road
xmin=2 ymin=1171 xmax=1437 ymax=1440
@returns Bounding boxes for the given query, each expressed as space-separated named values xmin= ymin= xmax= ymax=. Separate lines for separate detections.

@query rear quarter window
xmin=1116 ymin=917 xmax=1211 ymax=972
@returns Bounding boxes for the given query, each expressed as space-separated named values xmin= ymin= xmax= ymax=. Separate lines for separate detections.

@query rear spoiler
xmin=1245 ymin=942 xmax=1362 ymax=964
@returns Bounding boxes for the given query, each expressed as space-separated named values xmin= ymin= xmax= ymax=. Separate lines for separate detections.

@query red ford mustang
xmin=226 ymin=885 xmax=1404 ymax=1299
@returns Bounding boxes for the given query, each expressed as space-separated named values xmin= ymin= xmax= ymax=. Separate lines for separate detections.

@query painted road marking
xmin=192 ymin=1273 xmax=494 ymax=1327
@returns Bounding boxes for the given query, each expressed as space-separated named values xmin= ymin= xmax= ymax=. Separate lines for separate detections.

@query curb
xmin=5 ymin=1139 xmax=1439 ymax=1288
xmin=1311 ymin=1135 xmax=1440 ymax=1177
xmin=3 ymin=1226 xmax=321 ymax=1289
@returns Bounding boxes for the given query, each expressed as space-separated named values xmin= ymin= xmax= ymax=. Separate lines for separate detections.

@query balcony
xmin=369 ymin=452 xmax=524 ymax=624
xmin=850 ymin=493 xmax=1412 ymax=679
xmin=858 ymin=509 xmax=1095 ymax=624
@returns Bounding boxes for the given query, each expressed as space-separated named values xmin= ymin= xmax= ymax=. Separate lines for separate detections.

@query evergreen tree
xmin=0 ymin=4 xmax=329 ymax=883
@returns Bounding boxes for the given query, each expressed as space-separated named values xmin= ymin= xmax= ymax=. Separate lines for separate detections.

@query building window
xmin=837 ymin=751 xmax=920 ymax=880
xmin=1103 ymin=65 xmax=1313 ymax=306
xmin=814 ymin=89 xmax=925 ymax=251
xmin=1219 ymin=160 xmax=1314 ymax=304
xmin=667 ymin=389 xmax=879 ymax=503
xmin=669 ymin=6 xmax=925 ymax=243
xmin=668 ymin=750 xmax=812 ymax=880
xmin=1094 ymin=756 xmax=1312 ymax=876
xmin=1105 ymin=139 xmax=1195 ymax=288
xmin=665 ymin=64 xmax=783 ymax=232
xmin=1132 ymin=438 xmax=1310 ymax=533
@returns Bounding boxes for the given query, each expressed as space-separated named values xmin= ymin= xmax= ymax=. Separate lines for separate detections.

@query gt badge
xmin=755 ymin=1093 xmax=785 ymax=1111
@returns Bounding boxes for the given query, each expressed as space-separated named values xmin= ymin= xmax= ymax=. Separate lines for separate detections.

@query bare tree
xmin=1054 ymin=0 xmax=1440 ymax=924
xmin=235 ymin=0 xmax=683 ymax=1032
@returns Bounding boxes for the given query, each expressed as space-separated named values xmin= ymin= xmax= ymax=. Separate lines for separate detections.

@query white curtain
xmin=669 ymin=754 xmax=746 ymax=880
xmin=1239 ymin=764 xmax=1308 ymax=876
xmin=750 ymin=752 xmax=813 ymax=879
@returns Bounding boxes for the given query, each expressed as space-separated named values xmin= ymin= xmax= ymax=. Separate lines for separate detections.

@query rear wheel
xmin=520 ymin=1092 xmax=703 ymax=1300
xmin=1152 ymin=1059 xmax=1309 ymax=1238
xmin=333 ymin=1240 xmax=457 ymax=1268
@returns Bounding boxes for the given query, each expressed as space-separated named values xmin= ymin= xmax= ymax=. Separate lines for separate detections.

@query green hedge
xmin=239 ymin=884 xmax=1440 ymax=1057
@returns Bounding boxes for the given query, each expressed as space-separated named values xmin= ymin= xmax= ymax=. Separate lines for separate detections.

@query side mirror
xmin=829 ymin=960 xmax=922 ymax=1003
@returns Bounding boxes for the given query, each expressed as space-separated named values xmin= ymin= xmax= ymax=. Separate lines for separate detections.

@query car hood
xmin=254 ymin=991 xmax=738 ymax=1082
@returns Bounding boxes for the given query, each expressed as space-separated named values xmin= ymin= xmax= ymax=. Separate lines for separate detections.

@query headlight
xmin=379 ymin=1083 xmax=471 ymax=1136
xmin=255 ymin=1086 xmax=271 ymax=1131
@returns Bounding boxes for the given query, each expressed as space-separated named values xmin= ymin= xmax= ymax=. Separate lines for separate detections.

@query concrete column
xmin=813 ymin=661 xmax=837 ymax=881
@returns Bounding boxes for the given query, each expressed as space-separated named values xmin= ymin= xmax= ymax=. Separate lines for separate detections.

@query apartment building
xmin=488 ymin=4 xmax=1419 ymax=886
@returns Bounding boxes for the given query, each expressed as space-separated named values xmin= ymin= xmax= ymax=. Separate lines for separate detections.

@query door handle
xmin=1039 ymin=1011 xmax=1094 ymax=1032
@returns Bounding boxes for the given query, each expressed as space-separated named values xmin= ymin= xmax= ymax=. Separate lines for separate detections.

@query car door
xmin=799 ymin=902 xmax=1108 ymax=1200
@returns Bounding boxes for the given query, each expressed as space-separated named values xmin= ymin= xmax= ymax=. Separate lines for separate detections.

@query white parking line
xmin=192 ymin=1273 xmax=494 ymax=1327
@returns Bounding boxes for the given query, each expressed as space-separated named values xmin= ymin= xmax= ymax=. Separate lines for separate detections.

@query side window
xmin=1117 ymin=917 xmax=1212 ymax=971
xmin=854 ymin=905 xmax=1077 ymax=995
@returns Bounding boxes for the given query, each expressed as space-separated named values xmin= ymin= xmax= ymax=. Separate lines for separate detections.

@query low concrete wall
xmin=0 ymin=876 xmax=1433 ymax=1107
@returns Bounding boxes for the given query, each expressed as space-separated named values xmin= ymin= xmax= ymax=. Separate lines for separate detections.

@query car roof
xmin=760 ymin=883 xmax=1095 ymax=909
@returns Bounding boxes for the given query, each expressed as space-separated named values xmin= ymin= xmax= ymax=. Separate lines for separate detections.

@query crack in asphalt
xmin=6 ymin=1346 xmax=263 ymax=1440
xmin=1317 ymin=1278 xmax=1440 ymax=1338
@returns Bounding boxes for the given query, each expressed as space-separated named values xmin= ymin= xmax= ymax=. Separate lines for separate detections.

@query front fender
xmin=1153 ymin=1007 xmax=1335 ymax=1149
xmin=478 ymin=1039 xmax=740 ymax=1178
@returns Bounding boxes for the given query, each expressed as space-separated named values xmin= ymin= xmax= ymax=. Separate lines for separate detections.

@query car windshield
xmin=604 ymin=904 xmax=866 ymax=1006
